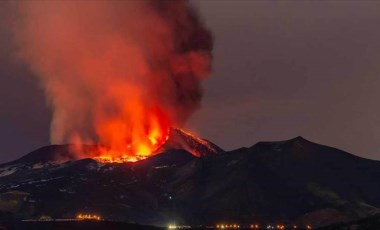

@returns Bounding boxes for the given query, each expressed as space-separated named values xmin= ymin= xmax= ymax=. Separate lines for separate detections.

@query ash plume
xmin=12 ymin=0 xmax=213 ymax=157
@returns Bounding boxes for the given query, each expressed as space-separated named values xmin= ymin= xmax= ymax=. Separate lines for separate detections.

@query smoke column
xmin=13 ymin=0 xmax=213 ymax=160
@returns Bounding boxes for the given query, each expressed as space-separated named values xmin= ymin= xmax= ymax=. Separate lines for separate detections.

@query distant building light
xmin=167 ymin=224 xmax=191 ymax=229
xmin=76 ymin=213 xmax=101 ymax=221
xmin=252 ymin=224 xmax=259 ymax=229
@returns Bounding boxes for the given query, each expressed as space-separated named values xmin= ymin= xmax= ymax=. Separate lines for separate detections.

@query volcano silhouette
xmin=0 ymin=132 xmax=380 ymax=228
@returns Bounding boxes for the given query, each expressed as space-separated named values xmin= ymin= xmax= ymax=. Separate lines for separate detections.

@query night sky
xmin=1 ymin=1 xmax=380 ymax=163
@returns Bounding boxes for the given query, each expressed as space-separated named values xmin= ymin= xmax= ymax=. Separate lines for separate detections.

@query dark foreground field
xmin=1 ymin=216 xmax=380 ymax=230
xmin=0 ymin=220 xmax=164 ymax=230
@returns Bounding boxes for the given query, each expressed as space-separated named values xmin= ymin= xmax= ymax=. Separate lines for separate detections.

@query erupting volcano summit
xmin=13 ymin=0 xmax=214 ymax=162
xmin=92 ymin=128 xmax=224 ymax=163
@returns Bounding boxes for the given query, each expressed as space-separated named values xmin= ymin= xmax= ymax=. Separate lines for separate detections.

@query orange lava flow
xmin=93 ymin=108 xmax=171 ymax=163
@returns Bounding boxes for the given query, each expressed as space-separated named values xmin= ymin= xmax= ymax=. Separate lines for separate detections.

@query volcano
xmin=0 ymin=132 xmax=380 ymax=228
xmin=3 ymin=128 xmax=222 ymax=165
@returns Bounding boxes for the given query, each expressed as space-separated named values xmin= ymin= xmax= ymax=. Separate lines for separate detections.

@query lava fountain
xmin=13 ymin=1 xmax=213 ymax=162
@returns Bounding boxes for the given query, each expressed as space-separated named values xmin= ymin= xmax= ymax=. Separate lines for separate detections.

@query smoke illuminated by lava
xmin=13 ymin=1 xmax=213 ymax=161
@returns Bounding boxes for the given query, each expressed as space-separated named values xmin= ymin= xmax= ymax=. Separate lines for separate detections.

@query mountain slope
xmin=168 ymin=137 xmax=380 ymax=226
xmin=158 ymin=128 xmax=224 ymax=157
xmin=0 ymin=136 xmax=379 ymax=228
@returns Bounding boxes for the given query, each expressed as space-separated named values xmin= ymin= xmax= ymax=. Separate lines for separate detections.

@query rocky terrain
xmin=0 ymin=131 xmax=379 ymax=228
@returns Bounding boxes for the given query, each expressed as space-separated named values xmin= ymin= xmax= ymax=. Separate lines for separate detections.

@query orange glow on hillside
xmin=94 ymin=109 xmax=170 ymax=163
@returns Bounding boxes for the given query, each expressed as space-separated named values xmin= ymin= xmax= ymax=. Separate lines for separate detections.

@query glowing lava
xmin=94 ymin=134 xmax=171 ymax=163
xmin=91 ymin=128 xmax=222 ymax=163
xmin=94 ymin=117 xmax=171 ymax=163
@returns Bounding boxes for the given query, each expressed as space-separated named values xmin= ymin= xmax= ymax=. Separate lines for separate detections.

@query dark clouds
xmin=1 ymin=1 xmax=380 ymax=162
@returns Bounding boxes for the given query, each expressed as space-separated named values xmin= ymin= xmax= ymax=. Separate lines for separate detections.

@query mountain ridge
xmin=0 ymin=134 xmax=379 ymax=228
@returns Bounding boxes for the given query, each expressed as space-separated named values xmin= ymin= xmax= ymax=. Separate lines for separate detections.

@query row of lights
xmin=216 ymin=224 xmax=240 ymax=229
xmin=168 ymin=223 xmax=312 ymax=229
xmin=215 ymin=224 xmax=312 ymax=229
xmin=76 ymin=214 xmax=101 ymax=221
